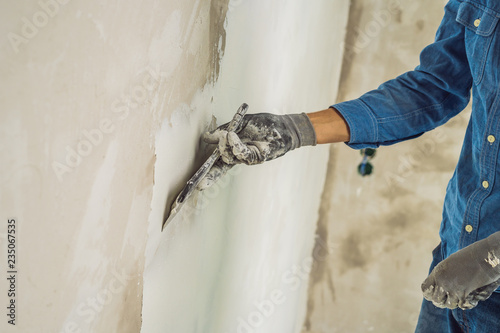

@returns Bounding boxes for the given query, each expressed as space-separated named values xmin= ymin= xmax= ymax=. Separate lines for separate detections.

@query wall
xmin=1 ymin=0 xmax=349 ymax=332
xmin=2 ymin=1 xmax=456 ymax=332
xmin=1 ymin=0 xmax=228 ymax=332
xmin=302 ymin=1 xmax=471 ymax=332
xmin=141 ymin=1 xmax=350 ymax=332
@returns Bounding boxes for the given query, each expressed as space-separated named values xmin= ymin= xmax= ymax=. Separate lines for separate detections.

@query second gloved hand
xmin=421 ymin=231 xmax=500 ymax=310
xmin=197 ymin=112 xmax=316 ymax=190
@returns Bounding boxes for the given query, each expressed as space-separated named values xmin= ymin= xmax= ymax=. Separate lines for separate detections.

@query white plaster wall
xmin=0 ymin=0 xmax=349 ymax=332
xmin=142 ymin=1 xmax=350 ymax=332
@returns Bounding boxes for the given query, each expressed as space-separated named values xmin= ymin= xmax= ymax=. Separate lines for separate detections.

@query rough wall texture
xmin=302 ymin=0 xmax=471 ymax=332
xmin=1 ymin=0 xmax=228 ymax=331
xmin=1 ymin=1 xmax=350 ymax=333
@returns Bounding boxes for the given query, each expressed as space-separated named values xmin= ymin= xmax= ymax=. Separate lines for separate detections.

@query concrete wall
xmin=302 ymin=1 xmax=471 ymax=332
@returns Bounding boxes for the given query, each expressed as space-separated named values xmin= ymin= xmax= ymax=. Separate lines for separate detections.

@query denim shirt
xmin=333 ymin=0 xmax=500 ymax=263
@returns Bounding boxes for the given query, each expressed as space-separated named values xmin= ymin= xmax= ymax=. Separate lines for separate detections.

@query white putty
xmin=141 ymin=0 xmax=345 ymax=332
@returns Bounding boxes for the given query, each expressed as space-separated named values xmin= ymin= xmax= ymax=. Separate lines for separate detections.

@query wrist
xmin=282 ymin=113 xmax=317 ymax=149
xmin=306 ymin=108 xmax=350 ymax=144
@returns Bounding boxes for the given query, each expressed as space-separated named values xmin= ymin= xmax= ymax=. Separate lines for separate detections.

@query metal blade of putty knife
xmin=161 ymin=103 xmax=249 ymax=231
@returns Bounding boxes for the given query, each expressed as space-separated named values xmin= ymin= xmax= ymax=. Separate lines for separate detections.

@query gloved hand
xmin=197 ymin=113 xmax=316 ymax=190
xmin=421 ymin=231 xmax=500 ymax=310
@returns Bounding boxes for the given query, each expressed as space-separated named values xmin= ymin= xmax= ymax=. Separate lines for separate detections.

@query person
xmin=199 ymin=0 xmax=500 ymax=332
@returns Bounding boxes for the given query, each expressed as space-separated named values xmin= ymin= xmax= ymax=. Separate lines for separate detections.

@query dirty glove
xmin=421 ymin=231 xmax=500 ymax=310
xmin=197 ymin=113 xmax=316 ymax=190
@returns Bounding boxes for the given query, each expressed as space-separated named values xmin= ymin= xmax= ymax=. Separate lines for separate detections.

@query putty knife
xmin=162 ymin=103 xmax=249 ymax=231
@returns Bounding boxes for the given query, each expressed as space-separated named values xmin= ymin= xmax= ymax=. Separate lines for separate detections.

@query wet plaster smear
xmin=1 ymin=0 xmax=348 ymax=332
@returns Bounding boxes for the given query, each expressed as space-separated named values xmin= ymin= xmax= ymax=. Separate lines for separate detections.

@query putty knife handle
xmin=162 ymin=103 xmax=250 ymax=230
xmin=226 ymin=103 xmax=248 ymax=132
xmin=176 ymin=103 xmax=248 ymax=203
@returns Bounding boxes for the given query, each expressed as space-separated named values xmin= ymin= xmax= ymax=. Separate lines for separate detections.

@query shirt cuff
xmin=331 ymin=99 xmax=380 ymax=149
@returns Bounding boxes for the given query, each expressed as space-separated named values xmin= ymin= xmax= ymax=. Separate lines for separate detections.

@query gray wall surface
xmin=302 ymin=0 xmax=471 ymax=332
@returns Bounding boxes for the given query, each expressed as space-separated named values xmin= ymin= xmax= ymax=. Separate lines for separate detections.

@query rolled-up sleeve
xmin=333 ymin=0 xmax=473 ymax=149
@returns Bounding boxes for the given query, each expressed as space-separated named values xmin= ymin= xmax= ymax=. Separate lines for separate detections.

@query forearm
xmin=306 ymin=108 xmax=350 ymax=144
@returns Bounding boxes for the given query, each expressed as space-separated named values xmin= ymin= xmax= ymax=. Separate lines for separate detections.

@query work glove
xmin=421 ymin=231 xmax=500 ymax=310
xmin=197 ymin=113 xmax=316 ymax=190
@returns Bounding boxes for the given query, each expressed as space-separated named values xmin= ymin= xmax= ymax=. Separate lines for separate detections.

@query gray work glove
xmin=197 ymin=113 xmax=316 ymax=190
xmin=421 ymin=231 xmax=500 ymax=310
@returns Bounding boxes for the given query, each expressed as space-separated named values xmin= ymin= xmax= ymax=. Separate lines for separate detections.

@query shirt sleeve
xmin=333 ymin=0 xmax=473 ymax=149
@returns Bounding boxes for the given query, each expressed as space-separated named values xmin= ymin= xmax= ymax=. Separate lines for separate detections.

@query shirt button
xmin=488 ymin=135 xmax=496 ymax=143
xmin=474 ymin=18 xmax=481 ymax=27
xmin=483 ymin=181 xmax=490 ymax=189
xmin=466 ymin=225 xmax=473 ymax=233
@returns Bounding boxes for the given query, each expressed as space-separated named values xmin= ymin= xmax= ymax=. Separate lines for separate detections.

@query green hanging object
xmin=358 ymin=161 xmax=374 ymax=176
xmin=358 ymin=148 xmax=377 ymax=177
xmin=362 ymin=148 xmax=377 ymax=158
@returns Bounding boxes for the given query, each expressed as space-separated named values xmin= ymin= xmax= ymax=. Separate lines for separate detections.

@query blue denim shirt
xmin=333 ymin=0 xmax=500 ymax=263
